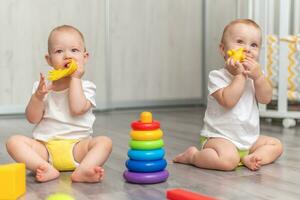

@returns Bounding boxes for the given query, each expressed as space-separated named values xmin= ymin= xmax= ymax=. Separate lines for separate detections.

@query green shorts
xmin=200 ymin=136 xmax=249 ymax=166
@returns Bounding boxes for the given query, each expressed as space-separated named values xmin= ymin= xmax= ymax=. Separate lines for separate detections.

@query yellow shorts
xmin=200 ymin=136 xmax=249 ymax=166
xmin=43 ymin=139 xmax=80 ymax=171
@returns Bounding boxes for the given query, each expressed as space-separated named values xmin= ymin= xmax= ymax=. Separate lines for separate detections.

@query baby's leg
xmin=6 ymin=135 xmax=59 ymax=182
xmin=242 ymin=135 xmax=283 ymax=170
xmin=71 ymin=136 xmax=112 ymax=183
xmin=173 ymin=138 xmax=240 ymax=171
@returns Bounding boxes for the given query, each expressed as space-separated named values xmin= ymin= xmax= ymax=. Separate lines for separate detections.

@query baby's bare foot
xmin=173 ymin=146 xmax=198 ymax=164
xmin=242 ymin=154 xmax=262 ymax=171
xmin=36 ymin=164 xmax=60 ymax=182
xmin=71 ymin=166 xmax=104 ymax=183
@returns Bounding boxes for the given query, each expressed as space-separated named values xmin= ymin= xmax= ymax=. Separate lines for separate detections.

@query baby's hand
xmin=35 ymin=73 xmax=52 ymax=100
xmin=225 ymin=57 xmax=245 ymax=76
xmin=242 ymin=57 xmax=263 ymax=80
xmin=71 ymin=61 xmax=85 ymax=79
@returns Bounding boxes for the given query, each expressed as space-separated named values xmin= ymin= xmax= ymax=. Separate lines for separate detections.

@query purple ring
xmin=123 ymin=170 xmax=169 ymax=184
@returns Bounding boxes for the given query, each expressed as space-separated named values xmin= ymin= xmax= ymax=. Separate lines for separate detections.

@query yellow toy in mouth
xmin=47 ymin=59 xmax=78 ymax=81
xmin=227 ymin=48 xmax=246 ymax=62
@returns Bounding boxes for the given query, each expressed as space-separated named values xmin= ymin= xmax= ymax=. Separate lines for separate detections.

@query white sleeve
xmin=207 ymin=70 xmax=230 ymax=95
xmin=32 ymin=81 xmax=39 ymax=94
xmin=82 ymin=80 xmax=96 ymax=107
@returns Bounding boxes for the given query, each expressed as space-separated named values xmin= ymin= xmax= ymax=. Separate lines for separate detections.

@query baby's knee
xmin=220 ymin=160 xmax=239 ymax=171
xmin=94 ymin=136 xmax=112 ymax=150
xmin=219 ymin=155 xmax=240 ymax=171
xmin=6 ymin=135 xmax=23 ymax=151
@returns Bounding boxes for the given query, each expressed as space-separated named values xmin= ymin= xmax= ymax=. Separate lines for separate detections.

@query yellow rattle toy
xmin=47 ymin=59 xmax=78 ymax=81
xmin=227 ymin=48 xmax=246 ymax=62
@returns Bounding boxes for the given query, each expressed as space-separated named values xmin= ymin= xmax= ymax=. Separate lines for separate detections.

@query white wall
xmin=3 ymin=0 xmax=297 ymax=114
xmin=0 ymin=0 xmax=106 ymax=113
xmin=203 ymin=0 xmax=237 ymax=98
xmin=0 ymin=0 xmax=203 ymax=114
xmin=109 ymin=0 xmax=202 ymax=107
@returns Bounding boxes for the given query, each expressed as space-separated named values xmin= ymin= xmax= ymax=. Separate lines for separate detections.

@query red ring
xmin=131 ymin=120 xmax=160 ymax=130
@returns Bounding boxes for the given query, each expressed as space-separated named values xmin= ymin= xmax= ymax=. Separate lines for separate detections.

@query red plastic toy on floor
xmin=166 ymin=189 xmax=217 ymax=200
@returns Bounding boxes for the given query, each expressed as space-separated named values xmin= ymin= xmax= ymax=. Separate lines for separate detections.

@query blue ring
xmin=126 ymin=159 xmax=167 ymax=172
xmin=128 ymin=149 xmax=165 ymax=161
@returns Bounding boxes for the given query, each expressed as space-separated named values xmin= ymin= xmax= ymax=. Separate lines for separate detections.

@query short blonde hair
xmin=48 ymin=25 xmax=85 ymax=52
xmin=221 ymin=19 xmax=262 ymax=44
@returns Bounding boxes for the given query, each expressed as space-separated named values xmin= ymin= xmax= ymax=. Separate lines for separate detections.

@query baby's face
xmin=46 ymin=30 xmax=88 ymax=69
xmin=221 ymin=23 xmax=261 ymax=61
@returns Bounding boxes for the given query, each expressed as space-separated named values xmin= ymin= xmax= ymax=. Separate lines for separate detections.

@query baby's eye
xmin=55 ymin=50 xmax=63 ymax=54
xmin=237 ymin=39 xmax=243 ymax=44
xmin=72 ymin=48 xmax=79 ymax=52
xmin=251 ymin=43 xmax=258 ymax=48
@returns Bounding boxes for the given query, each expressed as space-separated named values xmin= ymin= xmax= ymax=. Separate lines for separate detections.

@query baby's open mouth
xmin=64 ymin=62 xmax=71 ymax=68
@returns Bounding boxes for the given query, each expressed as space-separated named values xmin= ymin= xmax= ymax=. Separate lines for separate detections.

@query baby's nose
xmin=243 ymin=47 xmax=250 ymax=53
xmin=64 ymin=51 xmax=72 ymax=59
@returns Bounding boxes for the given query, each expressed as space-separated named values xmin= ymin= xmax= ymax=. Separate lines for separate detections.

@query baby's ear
xmin=45 ymin=54 xmax=52 ymax=66
xmin=83 ymin=52 xmax=90 ymax=64
xmin=219 ymin=43 xmax=226 ymax=58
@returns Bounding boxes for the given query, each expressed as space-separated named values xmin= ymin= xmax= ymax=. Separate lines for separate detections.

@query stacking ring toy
xmin=131 ymin=120 xmax=160 ymax=130
xmin=123 ymin=170 xmax=169 ymax=184
xmin=126 ymin=159 xmax=167 ymax=172
xmin=131 ymin=111 xmax=160 ymax=130
xmin=128 ymin=149 xmax=165 ymax=161
xmin=130 ymin=129 xmax=163 ymax=141
xmin=130 ymin=139 xmax=164 ymax=150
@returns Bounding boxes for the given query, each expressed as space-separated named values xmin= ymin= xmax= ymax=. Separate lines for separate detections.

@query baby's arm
xmin=243 ymin=57 xmax=272 ymax=104
xmin=68 ymin=64 xmax=91 ymax=116
xmin=212 ymin=60 xmax=247 ymax=109
xmin=26 ymin=74 xmax=50 ymax=123
xmin=212 ymin=73 xmax=247 ymax=109
xmin=253 ymin=75 xmax=272 ymax=104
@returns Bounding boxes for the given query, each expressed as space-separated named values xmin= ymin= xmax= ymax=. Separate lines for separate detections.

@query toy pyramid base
xmin=123 ymin=170 xmax=169 ymax=184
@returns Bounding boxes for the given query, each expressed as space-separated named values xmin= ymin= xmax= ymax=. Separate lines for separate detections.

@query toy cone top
xmin=131 ymin=112 xmax=160 ymax=131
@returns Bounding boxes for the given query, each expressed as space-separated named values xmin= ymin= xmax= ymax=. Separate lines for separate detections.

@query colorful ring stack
xmin=123 ymin=112 xmax=169 ymax=184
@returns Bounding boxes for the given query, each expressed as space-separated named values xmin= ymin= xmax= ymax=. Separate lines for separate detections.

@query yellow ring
xmin=130 ymin=129 xmax=163 ymax=141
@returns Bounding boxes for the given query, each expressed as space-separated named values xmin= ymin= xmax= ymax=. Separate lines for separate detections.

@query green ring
xmin=129 ymin=139 xmax=164 ymax=150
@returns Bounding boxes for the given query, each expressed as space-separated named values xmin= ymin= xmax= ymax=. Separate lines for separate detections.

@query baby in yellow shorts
xmin=6 ymin=25 xmax=112 ymax=183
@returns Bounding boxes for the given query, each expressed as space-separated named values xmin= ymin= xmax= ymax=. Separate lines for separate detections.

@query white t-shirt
xmin=201 ymin=68 xmax=259 ymax=150
xmin=32 ymin=80 xmax=96 ymax=141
